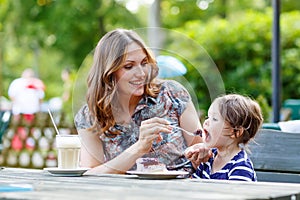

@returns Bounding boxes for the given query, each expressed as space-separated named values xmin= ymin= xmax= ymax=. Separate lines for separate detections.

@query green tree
xmin=173 ymin=9 xmax=300 ymax=121
xmin=0 ymin=0 xmax=141 ymax=99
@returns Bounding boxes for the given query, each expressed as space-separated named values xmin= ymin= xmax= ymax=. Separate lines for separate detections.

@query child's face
xmin=202 ymin=102 xmax=234 ymax=149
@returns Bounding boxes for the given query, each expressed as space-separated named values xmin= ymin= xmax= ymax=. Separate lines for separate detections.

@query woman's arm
xmin=180 ymin=101 xmax=203 ymax=146
xmin=78 ymin=129 xmax=105 ymax=168
xmin=79 ymin=117 xmax=172 ymax=174
xmin=180 ymin=101 xmax=213 ymax=168
xmin=79 ymin=129 xmax=144 ymax=174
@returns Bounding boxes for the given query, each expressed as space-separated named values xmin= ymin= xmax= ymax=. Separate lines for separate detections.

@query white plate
xmin=43 ymin=167 xmax=90 ymax=177
xmin=126 ymin=170 xmax=189 ymax=179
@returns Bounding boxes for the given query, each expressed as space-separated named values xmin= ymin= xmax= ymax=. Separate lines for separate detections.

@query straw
xmin=48 ymin=108 xmax=60 ymax=135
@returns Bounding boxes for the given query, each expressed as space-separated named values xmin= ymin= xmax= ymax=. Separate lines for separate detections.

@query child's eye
xmin=206 ymin=116 xmax=217 ymax=121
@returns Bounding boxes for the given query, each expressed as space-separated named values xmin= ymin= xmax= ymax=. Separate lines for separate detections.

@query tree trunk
xmin=148 ymin=0 xmax=164 ymax=57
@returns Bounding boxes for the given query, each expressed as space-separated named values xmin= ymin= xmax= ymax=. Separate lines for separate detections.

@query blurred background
xmin=1 ymin=0 xmax=300 ymax=123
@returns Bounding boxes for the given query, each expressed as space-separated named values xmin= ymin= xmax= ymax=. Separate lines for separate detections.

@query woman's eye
xmin=212 ymin=117 xmax=218 ymax=121
xmin=141 ymin=61 xmax=149 ymax=67
xmin=123 ymin=64 xmax=133 ymax=70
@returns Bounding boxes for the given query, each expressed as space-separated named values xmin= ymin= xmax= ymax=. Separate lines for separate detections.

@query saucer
xmin=43 ymin=167 xmax=90 ymax=177
xmin=126 ymin=170 xmax=189 ymax=179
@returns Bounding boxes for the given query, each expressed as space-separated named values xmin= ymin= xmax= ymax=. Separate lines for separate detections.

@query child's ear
xmin=236 ymin=128 xmax=244 ymax=138
xmin=230 ymin=127 xmax=244 ymax=138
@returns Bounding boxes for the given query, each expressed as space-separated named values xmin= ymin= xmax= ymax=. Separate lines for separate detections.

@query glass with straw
xmin=48 ymin=109 xmax=81 ymax=169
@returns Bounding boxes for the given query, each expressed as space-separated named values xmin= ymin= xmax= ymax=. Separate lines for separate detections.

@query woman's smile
xmin=129 ymin=80 xmax=145 ymax=87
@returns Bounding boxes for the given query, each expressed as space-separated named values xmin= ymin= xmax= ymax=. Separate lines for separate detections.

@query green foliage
xmin=1 ymin=0 xmax=300 ymax=124
xmin=0 ymin=0 xmax=142 ymax=124
xmin=256 ymin=94 xmax=271 ymax=122
xmin=0 ymin=0 xmax=141 ymax=98
xmin=175 ymin=9 xmax=300 ymax=121
xmin=280 ymin=11 xmax=300 ymax=100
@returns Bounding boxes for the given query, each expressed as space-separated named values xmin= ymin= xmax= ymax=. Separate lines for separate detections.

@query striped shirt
xmin=192 ymin=148 xmax=257 ymax=181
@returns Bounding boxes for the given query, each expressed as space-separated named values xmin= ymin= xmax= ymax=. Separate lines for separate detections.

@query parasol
xmin=156 ymin=55 xmax=187 ymax=78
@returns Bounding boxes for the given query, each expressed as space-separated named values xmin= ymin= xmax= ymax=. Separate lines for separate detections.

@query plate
xmin=43 ymin=167 xmax=90 ymax=177
xmin=126 ymin=170 xmax=189 ymax=179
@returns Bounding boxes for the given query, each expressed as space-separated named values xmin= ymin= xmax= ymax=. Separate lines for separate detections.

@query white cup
xmin=56 ymin=135 xmax=81 ymax=169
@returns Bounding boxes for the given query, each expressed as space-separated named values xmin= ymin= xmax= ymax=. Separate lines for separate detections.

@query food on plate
xmin=136 ymin=158 xmax=168 ymax=173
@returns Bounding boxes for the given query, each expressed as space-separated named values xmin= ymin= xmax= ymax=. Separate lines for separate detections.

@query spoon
xmin=171 ymin=126 xmax=202 ymax=137
xmin=166 ymin=160 xmax=191 ymax=170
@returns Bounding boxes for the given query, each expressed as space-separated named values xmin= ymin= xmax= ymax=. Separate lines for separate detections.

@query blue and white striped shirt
xmin=192 ymin=148 xmax=257 ymax=181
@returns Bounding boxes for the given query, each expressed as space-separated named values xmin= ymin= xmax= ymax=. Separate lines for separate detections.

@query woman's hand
xmin=184 ymin=143 xmax=213 ymax=168
xmin=137 ymin=117 xmax=172 ymax=153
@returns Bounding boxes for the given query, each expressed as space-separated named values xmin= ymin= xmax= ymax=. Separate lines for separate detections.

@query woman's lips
xmin=129 ymin=80 xmax=145 ymax=88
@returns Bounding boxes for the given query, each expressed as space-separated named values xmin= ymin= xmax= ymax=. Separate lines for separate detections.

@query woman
xmin=75 ymin=28 xmax=202 ymax=174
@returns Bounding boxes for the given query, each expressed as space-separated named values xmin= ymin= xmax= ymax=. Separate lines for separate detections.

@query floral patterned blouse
xmin=74 ymin=80 xmax=191 ymax=169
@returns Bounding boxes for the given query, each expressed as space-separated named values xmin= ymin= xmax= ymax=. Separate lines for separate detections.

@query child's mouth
xmin=203 ymin=129 xmax=210 ymax=143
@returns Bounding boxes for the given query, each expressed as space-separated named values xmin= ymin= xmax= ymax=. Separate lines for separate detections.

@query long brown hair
xmin=86 ymin=29 xmax=160 ymax=134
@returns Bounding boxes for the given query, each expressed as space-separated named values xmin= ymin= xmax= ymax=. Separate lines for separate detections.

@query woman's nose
xmin=135 ymin=65 xmax=146 ymax=77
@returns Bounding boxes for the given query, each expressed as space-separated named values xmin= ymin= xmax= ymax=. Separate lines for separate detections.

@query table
xmin=0 ymin=167 xmax=299 ymax=200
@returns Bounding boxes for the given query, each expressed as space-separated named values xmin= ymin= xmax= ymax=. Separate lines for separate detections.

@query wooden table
xmin=0 ymin=167 xmax=300 ymax=200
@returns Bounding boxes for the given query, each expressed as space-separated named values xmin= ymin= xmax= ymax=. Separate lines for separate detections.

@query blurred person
xmin=61 ymin=67 xmax=75 ymax=124
xmin=8 ymin=68 xmax=45 ymax=117
xmin=61 ymin=68 xmax=72 ymax=103
xmin=8 ymin=68 xmax=45 ymax=151
xmin=8 ymin=68 xmax=45 ymax=115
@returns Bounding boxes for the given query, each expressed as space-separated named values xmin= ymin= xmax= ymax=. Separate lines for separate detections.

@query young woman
xmin=74 ymin=28 xmax=202 ymax=174
xmin=185 ymin=94 xmax=263 ymax=181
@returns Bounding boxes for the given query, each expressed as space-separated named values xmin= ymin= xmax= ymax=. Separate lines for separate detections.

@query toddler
xmin=186 ymin=94 xmax=263 ymax=181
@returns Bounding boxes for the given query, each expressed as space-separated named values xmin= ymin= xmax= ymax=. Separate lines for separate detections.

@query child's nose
xmin=204 ymin=119 xmax=209 ymax=126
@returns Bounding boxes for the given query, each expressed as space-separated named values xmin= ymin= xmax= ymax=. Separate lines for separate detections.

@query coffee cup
xmin=56 ymin=135 xmax=81 ymax=169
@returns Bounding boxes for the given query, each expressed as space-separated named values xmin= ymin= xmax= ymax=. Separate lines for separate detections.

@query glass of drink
xmin=56 ymin=135 xmax=81 ymax=169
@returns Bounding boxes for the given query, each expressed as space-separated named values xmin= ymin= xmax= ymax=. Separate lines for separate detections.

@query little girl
xmin=185 ymin=94 xmax=263 ymax=181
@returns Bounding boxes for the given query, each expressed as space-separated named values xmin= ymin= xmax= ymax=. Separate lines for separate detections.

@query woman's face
xmin=114 ymin=42 xmax=149 ymax=98
xmin=202 ymin=101 xmax=233 ymax=148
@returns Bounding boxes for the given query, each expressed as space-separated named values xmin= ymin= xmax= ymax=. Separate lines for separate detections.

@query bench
xmin=248 ymin=129 xmax=300 ymax=183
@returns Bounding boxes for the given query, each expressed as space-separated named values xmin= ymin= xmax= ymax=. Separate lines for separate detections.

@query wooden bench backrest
xmin=248 ymin=129 xmax=300 ymax=173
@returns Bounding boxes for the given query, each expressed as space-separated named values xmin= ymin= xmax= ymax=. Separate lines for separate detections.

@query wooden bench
xmin=248 ymin=129 xmax=300 ymax=183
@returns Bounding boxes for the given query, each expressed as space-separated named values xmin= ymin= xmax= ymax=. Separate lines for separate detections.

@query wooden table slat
xmin=0 ymin=168 xmax=300 ymax=200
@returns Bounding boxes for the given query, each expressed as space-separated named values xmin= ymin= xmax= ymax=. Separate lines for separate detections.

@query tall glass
xmin=56 ymin=135 xmax=81 ymax=169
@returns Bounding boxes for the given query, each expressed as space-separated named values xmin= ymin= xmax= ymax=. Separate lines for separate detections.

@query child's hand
xmin=184 ymin=143 xmax=213 ymax=168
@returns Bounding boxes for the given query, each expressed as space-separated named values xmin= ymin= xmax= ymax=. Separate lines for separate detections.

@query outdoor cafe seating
xmin=0 ymin=105 xmax=300 ymax=199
